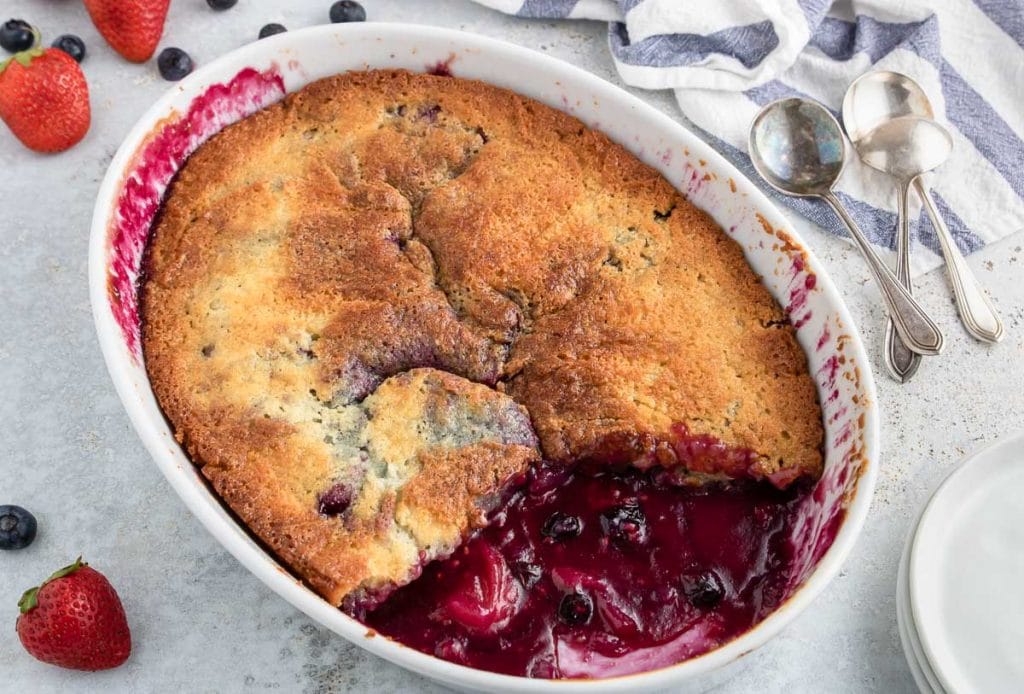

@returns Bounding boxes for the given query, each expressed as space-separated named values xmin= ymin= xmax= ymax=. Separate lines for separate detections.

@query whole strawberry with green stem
xmin=17 ymin=558 xmax=131 ymax=671
xmin=0 ymin=46 xmax=90 ymax=152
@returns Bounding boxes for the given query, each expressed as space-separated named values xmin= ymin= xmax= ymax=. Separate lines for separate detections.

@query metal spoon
xmin=749 ymin=98 xmax=944 ymax=356
xmin=842 ymin=115 xmax=952 ymax=381
xmin=844 ymin=71 xmax=1005 ymax=347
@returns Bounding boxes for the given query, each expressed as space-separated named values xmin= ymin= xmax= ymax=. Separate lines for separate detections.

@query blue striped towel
xmin=472 ymin=0 xmax=1024 ymax=274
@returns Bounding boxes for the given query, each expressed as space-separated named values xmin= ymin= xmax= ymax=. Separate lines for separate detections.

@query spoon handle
xmin=884 ymin=181 xmax=923 ymax=382
xmin=913 ymin=178 xmax=1005 ymax=343
xmin=820 ymin=190 xmax=944 ymax=356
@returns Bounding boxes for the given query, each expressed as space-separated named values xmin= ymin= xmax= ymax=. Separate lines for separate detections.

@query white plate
xmin=897 ymin=500 xmax=946 ymax=694
xmin=910 ymin=431 xmax=1024 ymax=694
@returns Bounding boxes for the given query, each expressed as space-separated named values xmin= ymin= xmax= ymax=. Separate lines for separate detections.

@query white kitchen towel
xmin=471 ymin=0 xmax=1024 ymax=274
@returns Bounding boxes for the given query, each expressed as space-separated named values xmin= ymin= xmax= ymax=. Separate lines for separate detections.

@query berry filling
xmin=365 ymin=456 xmax=809 ymax=678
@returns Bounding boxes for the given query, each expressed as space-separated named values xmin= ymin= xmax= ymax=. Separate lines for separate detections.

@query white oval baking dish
xmin=89 ymin=23 xmax=878 ymax=693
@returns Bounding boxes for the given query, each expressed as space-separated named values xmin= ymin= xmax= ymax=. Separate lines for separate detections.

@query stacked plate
xmin=897 ymin=431 xmax=1024 ymax=694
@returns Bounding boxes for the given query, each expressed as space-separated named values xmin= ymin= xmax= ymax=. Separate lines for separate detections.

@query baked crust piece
xmin=141 ymin=69 xmax=823 ymax=606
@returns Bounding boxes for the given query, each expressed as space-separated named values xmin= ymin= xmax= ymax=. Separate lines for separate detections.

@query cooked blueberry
xmin=157 ymin=47 xmax=194 ymax=81
xmin=317 ymin=483 xmax=352 ymax=516
xmin=329 ymin=1 xmax=367 ymax=23
xmin=557 ymin=591 xmax=593 ymax=626
xmin=258 ymin=23 xmax=287 ymax=39
xmin=527 ymin=464 xmax=568 ymax=497
xmin=541 ymin=512 xmax=581 ymax=542
xmin=0 ymin=505 xmax=37 ymax=550
xmin=206 ymin=0 xmax=238 ymax=9
xmin=51 ymin=34 xmax=86 ymax=62
xmin=599 ymin=502 xmax=648 ymax=546
xmin=417 ymin=104 xmax=441 ymax=123
xmin=512 ymin=561 xmax=543 ymax=589
xmin=434 ymin=636 xmax=467 ymax=662
xmin=1 ymin=19 xmax=35 ymax=53
xmin=682 ymin=569 xmax=725 ymax=609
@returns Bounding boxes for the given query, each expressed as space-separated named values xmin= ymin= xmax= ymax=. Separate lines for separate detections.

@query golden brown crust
xmin=141 ymin=69 xmax=823 ymax=606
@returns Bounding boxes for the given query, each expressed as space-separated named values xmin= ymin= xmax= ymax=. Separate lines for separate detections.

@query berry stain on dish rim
xmin=106 ymin=64 xmax=287 ymax=360
xmin=101 ymin=54 xmax=869 ymax=681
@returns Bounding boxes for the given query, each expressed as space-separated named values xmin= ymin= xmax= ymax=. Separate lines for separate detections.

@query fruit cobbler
xmin=140 ymin=69 xmax=823 ymax=678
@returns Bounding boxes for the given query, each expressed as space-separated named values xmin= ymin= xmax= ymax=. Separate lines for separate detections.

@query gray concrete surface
xmin=1 ymin=1 xmax=1022 ymax=692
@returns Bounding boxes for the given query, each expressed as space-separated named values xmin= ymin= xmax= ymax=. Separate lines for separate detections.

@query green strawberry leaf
xmin=0 ymin=47 xmax=45 ymax=76
xmin=17 ymin=587 xmax=39 ymax=614
xmin=46 ymin=556 xmax=86 ymax=582
xmin=14 ymin=47 xmax=45 ymax=67
xmin=17 ymin=557 xmax=87 ymax=614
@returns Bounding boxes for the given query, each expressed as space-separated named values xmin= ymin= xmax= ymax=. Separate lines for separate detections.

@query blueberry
xmin=541 ymin=512 xmax=581 ymax=542
xmin=599 ymin=502 xmax=648 ymax=547
xmin=682 ymin=569 xmax=725 ymax=609
xmin=157 ymin=47 xmax=194 ymax=81
xmin=557 ymin=591 xmax=593 ymax=626
xmin=317 ymin=483 xmax=352 ymax=516
xmin=434 ymin=636 xmax=467 ymax=663
xmin=416 ymin=104 xmax=442 ymax=124
xmin=52 ymin=34 xmax=86 ymax=63
xmin=329 ymin=1 xmax=366 ymax=23
xmin=206 ymin=0 xmax=238 ymax=9
xmin=1 ymin=19 xmax=35 ymax=53
xmin=259 ymin=23 xmax=287 ymax=39
xmin=0 ymin=505 xmax=37 ymax=550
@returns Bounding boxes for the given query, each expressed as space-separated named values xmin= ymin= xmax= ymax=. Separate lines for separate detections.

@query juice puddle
xmin=366 ymin=462 xmax=806 ymax=678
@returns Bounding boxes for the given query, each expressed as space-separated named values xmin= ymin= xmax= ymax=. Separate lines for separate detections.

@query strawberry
xmin=16 ymin=558 xmax=131 ymax=671
xmin=84 ymin=0 xmax=170 ymax=63
xmin=0 ymin=48 xmax=90 ymax=153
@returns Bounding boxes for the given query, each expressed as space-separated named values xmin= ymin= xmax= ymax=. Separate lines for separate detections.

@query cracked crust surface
xmin=141 ymin=69 xmax=823 ymax=606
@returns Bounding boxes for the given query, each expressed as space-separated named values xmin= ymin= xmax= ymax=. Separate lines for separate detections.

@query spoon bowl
xmin=842 ymin=71 xmax=936 ymax=143
xmin=749 ymin=98 xmax=846 ymax=197
xmin=855 ymin=115 xmax=953 ymax=182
